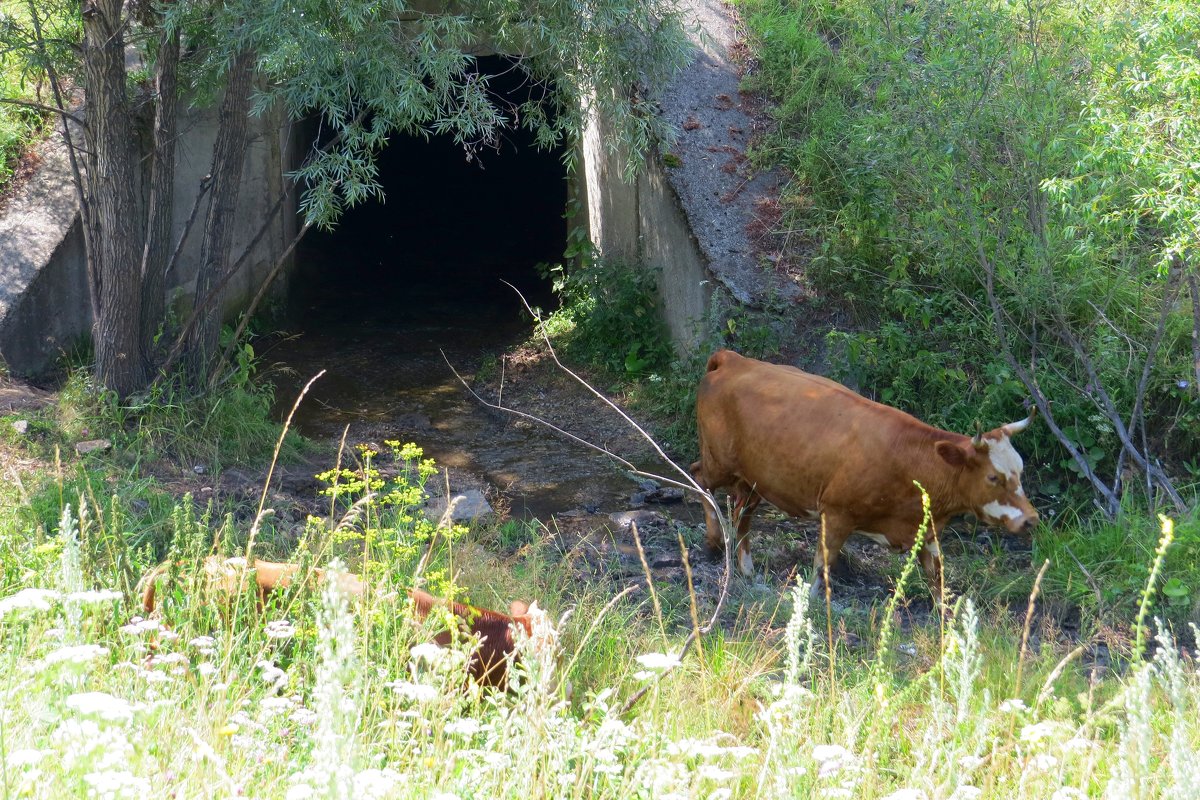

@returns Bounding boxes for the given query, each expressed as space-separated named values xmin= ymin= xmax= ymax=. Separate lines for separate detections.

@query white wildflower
xmin=949 ymin=787 xmax=982 ymax=800
xmin=158 ymin=629 xmax=179 ymax=642
xmin=259 ymin=696 xmax=294 ymax=719
xmin=409 ymin=641 xmax=446 ymax=665
xmin=1020 ymin=720 xmax=1070 ymax=744
xmin=633 ymin=671 xmax=657 ymax=681
xmin=388 ymin=680 xmax=438 ymax=703
xmin=1051 ymin=789 xmax=1087 ymax=800
xmin=147 ymin=652 xmax=188 ymax=667
xmin=119 ymin=618 xmax=160 ymax=636
xmin=999 ymin=698 xmax=1028 ymax=713
xmin=189 ymin=635 xmax=217 ymax=653
xmin=1027 ymin=753 xmax=1058 ymax=772
xmin=83 ymin=769 xmax=150 ymax=800
xmin=42 ymin=644 xmax=108 ymax=667
xmin=290 ymin=706 xmax=318 ymax=726
xmin=812 ymin=744 xmax=856 ymax=779
xmin=0 ymin=588 xmax=60 ymax=617
xmin=55 ymin=718 xmax=134 ymax=772
xmin=196 ymin=662 xmax=217 ymax=677
xmin=881 ymin=790 xmax=927 ymax=800
xmin=445 ymin=718 xmax=482 ymax=736
xmin=820 ymin=789 xmax=852 ymax=799
xmin=5 ymin=749 xmax=50 ymax=768
xmin=431 ymin=793 xmax=459 ymax=800
xmin=255 ymin=659 xmax=288 ymax=692
xmin=634 ymin=652 xmax=681 ymax=671
xmin=265 ymin=619 xmax=296 ymax=640
xmin=706 ymin=790 xmax=732 ymax=800
xmin=697 ymin=765 xmax=736 ymax=781
xmin=286 ymin=784 xmax=315 ymax=800
xmin=353 ymin=768 xmax=402 ymax=799
xmin=66 ymin=589 xmax=123 ymax=606
xmin=1062 ymin=737 xmax=1094 ymax=754
xmin=957 ymin=755 xmax=984 ymax=771
xmin=67 ymin=692 xmax=136 ymax=723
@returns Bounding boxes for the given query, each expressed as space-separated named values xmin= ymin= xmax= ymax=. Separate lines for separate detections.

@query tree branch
xmin=0 ymin=97 xmax=84 ymax=125
xmin=975 ymin=223 xmax=1122 ymax=515
xmin=1188 ymin=266 xmax=1200 ymax=397
xmin=445 ymin=284 xmax=737 ymax=717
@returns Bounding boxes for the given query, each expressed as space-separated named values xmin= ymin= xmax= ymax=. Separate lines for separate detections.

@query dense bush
xmin=738 ymin=0 xmax=1199 ymax=514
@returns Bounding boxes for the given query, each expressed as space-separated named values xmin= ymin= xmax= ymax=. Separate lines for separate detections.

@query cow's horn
xmin=971 ymin=420 xmax=985 ymax=448
xmin=1002 ymin=405 xmax=1037 ymax=436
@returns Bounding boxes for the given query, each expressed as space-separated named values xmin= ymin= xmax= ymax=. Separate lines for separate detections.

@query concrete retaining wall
xmin=578 ymin=111 xmax=712 ymax=351
xmin=0 ymin=100 xmax=299 ymax=377
xmin=0 ymin=0 xmax=777 ymax=377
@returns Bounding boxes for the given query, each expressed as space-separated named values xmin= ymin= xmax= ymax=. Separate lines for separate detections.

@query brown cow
xmin=690 ymin=350 xmax=1039 ymax=597
xmin=139 ymin=557 xmax=536 ymax=687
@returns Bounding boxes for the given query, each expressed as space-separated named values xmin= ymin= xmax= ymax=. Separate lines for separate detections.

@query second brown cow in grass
xmin=140 ymin=556 xmax=535 ymax=687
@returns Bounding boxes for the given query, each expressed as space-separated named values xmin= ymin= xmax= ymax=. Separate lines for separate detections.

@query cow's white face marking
xmin=982 ymin=500 xmax=1023 ymax=521
xmin=738 ymin=549 xmax=755 ymax=576
xmin=987 ymin=436 xmax=1025 ymax=491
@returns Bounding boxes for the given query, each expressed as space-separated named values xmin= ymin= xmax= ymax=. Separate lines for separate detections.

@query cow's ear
xmin=935 ymin=440 xmax=969 ymax=467
xmin=510 ymin=600 xmax=529 ymax=616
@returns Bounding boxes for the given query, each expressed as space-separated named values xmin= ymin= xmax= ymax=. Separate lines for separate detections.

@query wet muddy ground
xmin=252 ymin=278 xmax=1094 ymax=664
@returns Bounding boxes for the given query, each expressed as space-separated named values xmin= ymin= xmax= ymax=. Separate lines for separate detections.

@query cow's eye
xmin=986 ymin=474 xmax=1000 ymax=484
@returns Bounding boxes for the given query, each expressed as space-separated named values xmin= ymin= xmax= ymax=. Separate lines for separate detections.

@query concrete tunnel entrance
xmin=290 ymin=56 xmax=569 ymax=329
xmin=267 ymin=55 xmax=572 ymax=459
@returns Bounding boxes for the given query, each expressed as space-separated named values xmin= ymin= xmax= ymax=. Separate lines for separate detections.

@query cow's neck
xmin=900 ymin=428 xmax=975 ymax=522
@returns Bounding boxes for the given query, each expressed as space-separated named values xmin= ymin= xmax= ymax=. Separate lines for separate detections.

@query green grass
xmin=0 ymin=0 xmax=67 ymax=193
xmin=2 ymin=411 xmax=1198 ymax=797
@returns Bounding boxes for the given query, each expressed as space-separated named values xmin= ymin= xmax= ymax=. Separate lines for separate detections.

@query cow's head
xmin=934 ymin=408 xmax=1040 ymax=535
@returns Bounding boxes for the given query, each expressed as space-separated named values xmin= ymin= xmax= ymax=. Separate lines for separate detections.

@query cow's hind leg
xmin=810 ymin=514 xmax=853 ymax=601
xmin=732 ymin=482 xmax=762 ymax=576
xmin=690 ymin=459 xmax=728 ymax=554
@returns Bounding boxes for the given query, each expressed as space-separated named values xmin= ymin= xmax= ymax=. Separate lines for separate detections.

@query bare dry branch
xmin=442 ymin=284 xmax=738 ymax=718
xmin=1054 ymin=304 xmax=1183 ymax=511
xmin=976 ymin=228 xmax=1122 ymax=515
xmin=1188 ymin=267 xmax=1200 ymax=396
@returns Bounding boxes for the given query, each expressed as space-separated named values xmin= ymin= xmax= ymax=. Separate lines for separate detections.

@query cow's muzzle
xmin=1003 ymin=511 xmax=1039 ymax=536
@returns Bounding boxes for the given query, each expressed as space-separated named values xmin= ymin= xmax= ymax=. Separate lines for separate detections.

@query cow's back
xmin=696 ymin=350 xmax=921 ymax=516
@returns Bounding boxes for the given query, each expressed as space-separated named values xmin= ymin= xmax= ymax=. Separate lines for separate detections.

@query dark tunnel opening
xmin=269 ymin=55 xmax=572 ymax=450
xmin=289 ymin=55 xmax=568 ymax=327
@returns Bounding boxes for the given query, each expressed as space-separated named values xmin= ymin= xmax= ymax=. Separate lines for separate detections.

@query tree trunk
xmin=140 ymin=25 xmax=181 ymax=369
xmin=83 ymin=0 xmax=149 ymax=396
xmin=184 ymin=49 xmax=254 ymax=386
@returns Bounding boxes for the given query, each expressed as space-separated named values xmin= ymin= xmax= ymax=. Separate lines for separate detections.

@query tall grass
xmin=1 ymin=448 xmax=1197 ymax=798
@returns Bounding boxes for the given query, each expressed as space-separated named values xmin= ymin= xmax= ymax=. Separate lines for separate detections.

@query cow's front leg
xmin=810 ymin=514 xmax=853 ymax=601
xmin=918 ymin=536 xmax=945 ymax=604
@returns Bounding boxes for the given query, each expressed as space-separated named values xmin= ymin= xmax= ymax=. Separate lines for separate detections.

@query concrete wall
xmin=2 ymin=72 xmax=727 ymax=377
xmin=0 ymin=98 xmax=299 ymax=378
xmin=578 ymin=109 xmax=712 ymax=352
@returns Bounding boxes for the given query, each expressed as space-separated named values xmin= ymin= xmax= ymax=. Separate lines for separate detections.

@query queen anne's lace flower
xmin=0 ymin=588 xmax=60 ymax=617
xmin=66 ymin=692 xmax=137 ymax=723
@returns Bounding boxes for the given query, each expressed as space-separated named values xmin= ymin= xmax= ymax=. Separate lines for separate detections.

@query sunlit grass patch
xmin=2 ymin=440 xmax=1199 ymax=798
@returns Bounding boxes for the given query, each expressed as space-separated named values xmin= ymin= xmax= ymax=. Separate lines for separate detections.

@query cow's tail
xmin=706 ymin=349 xmax=733 ymax=373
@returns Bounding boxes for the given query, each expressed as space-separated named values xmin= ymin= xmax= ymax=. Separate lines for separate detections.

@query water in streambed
xmin=264 ymin=280 xmax=646 ymax=518
xmin=262 ymin=85 xmax=680 ymax=519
